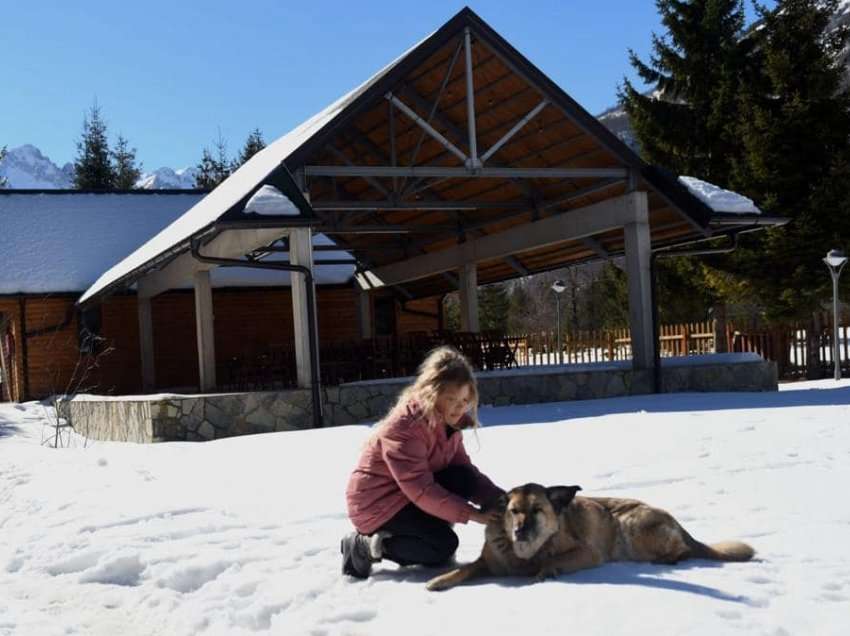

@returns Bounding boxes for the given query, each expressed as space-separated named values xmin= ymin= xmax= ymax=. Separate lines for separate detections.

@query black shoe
xmin=341 ymin=532 xmax=373 ymax=579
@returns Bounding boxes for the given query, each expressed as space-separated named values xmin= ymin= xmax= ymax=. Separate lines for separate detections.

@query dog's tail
xmin=684 ymin=532 xmax=755 ymax=562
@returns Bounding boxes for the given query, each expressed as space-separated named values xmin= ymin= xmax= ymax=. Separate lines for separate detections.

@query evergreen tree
xmin=111 ymin=134 xmax=142 ymax=189
xmin=619 ymin=0 xmax=750 ymax=186
xmin=479 ymin=283 xmax=510 ymax=333
xmin=0 ymin=146 xmax=7 ymax=188
xmin=726 ymin=0 xmax=850 ymax=322
xmin=236 ymin=128 xmax=266 ymax=167
xmin=194 ymin=130 xmax=232 ymax=188
xmin=73 ymin=103 xmax=115 ymax=190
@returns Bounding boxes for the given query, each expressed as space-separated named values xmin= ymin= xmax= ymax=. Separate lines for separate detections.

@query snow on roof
xmin=243 ymin=185 xmax=300 ymax=216
xmin=0 ymin=193 xmax=354 ymax=294
xmin=78 ymin=37 xmax=424 ymax=306
xmin=678 ymin=176 xmax=761 ymax=215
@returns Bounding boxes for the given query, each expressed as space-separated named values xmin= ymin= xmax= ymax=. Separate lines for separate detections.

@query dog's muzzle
xmin=513 ymin=521 xmax=533 ymax=542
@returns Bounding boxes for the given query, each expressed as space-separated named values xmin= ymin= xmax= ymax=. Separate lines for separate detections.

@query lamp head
xmin=551 ymin=279 xmax=566 ymax=294
xmin=824 ymin=249 xmax=848 ymax=270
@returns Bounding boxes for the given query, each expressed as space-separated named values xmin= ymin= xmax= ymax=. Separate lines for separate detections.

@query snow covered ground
xmin=2 ymin=381 xmax=850 ymax=635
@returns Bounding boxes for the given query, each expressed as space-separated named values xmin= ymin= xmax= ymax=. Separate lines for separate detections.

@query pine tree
xmin=619 ymin=0 xmax=750 ymax=186
xmin=73 ymin=102 xmax=115 ymax=190
xmin=236 ymin=128 xmax=266 ymax=167
xmin=194 ymin=130 xmax=232 ymax=188
xmin=0 ymin=146 xmax=7 ymax=188
xmin=619 ymin=1 xmax=759 ymax=326
xmin=726 ymin=0 xmax=850 ymax=322
xmin=479 ymin=283 xmax=510 ymax=333
xmin=111 ymin=135 xmax=142 ymax=189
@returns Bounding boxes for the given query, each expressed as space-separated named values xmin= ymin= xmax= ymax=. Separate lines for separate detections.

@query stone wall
xmin=65 ymin=355 xmax=777 ymax=443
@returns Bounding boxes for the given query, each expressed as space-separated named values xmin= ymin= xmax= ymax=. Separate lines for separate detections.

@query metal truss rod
xmin=480 ymin=99 xmax=548 ymax=164
xmin=304 ymin=165 xmax=628 ymax=179
xmin=385 ymin=93 xmax=468 ymax=164
xmin=311 ymin=199 xmax=528 ymax=211
xmin=464 ymin=28 xmax=480 ymax=169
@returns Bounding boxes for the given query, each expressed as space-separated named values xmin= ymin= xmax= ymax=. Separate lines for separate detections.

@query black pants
xmin=376 ymin=465 xmax=478 ymax=567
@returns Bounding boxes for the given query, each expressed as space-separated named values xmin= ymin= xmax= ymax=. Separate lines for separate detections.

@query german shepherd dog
xmin=426 ymin=483 xmax=754 ymax=591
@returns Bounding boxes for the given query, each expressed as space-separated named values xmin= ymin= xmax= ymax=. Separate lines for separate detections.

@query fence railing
xmin=511 ymin=321 xmax=716 ymax=366
xmin=511 ymin=318 xmax=850 ymax=379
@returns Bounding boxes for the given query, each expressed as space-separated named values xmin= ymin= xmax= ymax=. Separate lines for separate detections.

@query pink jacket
xmin=345 ymin=400 xmax=503 ymax=535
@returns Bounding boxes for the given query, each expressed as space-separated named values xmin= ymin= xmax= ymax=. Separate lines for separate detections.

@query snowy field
xmin=2 ymin=381 xmax=850 ymax=636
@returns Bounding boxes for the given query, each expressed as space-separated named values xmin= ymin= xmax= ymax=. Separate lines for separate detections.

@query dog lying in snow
xmin=426 ymin=483 xmax=754 ymax=591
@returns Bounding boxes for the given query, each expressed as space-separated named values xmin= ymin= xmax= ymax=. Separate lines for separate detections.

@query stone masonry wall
xmin=66 ymin=358 xmax=777 ymax=443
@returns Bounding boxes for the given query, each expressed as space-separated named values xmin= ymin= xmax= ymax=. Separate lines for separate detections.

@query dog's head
xmin=497 ymin=483 xmax=582 ymax=560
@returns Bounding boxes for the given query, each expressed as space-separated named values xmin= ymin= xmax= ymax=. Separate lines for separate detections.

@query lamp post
xmin=823 ymin=249 xmax=847 ymax=381
xmin=551 ymin=279 xmax=566 ymax=365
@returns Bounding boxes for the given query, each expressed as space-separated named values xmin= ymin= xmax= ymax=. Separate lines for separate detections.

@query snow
xmin=135 ymin=167 xmax=198 ymax=190
xmin=0 ymin=193 xmax=355 ymax=293
xmin=243 ymin=185 xmax=300 ymax=216
xmin=678 ymin=176 xmax=762 ymax=214
xmin=0 ymin=193 xmax=203 ymax=294
xmin=0 ymin=145 xmax=73 ymax=189
xmin=2 ymin=380 xmax=850 ymax=635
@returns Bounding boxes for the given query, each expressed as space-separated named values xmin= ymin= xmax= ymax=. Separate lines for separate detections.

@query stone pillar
xmin=193 ymin=270 xmax=216 ymax=391
xmin=623 ymin=192 xmax=654 ymax=370
xmin=290 ymin=227 xmax=317 ymax=387
xmin=459 ymin=262 xmax=479 ymax=332
xmin=357 ymin=287 xmax=372 ymax=340
xmin=137 ymin=295 xmax=156 ymax=391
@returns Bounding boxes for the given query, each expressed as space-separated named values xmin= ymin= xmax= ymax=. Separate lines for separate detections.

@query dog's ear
xmin=546 ymin=485 xmax=582 ymax=514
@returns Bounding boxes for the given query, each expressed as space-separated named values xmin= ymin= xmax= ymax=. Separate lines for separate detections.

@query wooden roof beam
xmin=365 ymin=192 xmax=647 ymax=287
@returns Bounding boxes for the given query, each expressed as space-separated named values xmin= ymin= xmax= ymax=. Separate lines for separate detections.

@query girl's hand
xmin=470 ymin=508 xmax=500 ymax=525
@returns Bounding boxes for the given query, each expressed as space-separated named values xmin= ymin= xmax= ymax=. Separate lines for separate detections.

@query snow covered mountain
xmin=0 ymin=145 xmax=198 ymax=190
xmin=0 ymin=145 xmax=74 ymax=188
xmin=135 ymin=166 xmax=198 ymax=189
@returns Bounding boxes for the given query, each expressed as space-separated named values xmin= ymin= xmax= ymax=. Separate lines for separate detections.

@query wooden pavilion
xmin=76 ymin=8 xmax=783 ymax=409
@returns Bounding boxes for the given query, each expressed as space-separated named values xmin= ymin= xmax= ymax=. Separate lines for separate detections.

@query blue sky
xmin=2 ymin=1 xmax=774 ymax=171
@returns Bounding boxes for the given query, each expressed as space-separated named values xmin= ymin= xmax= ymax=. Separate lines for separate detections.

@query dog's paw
xmin=534 ymin=567 xmax=559 ymax=583
xmin=426 ymin=579 xmax=447 ymax=592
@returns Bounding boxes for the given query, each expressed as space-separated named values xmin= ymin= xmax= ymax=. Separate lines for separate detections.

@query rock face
xmin=0 ymin=145 xmax=74 ymax=188
xmin=0 ymin=145 xmax=197 ymax=190
xmin=134 ymin=167 xmax=198 ymax=189
xmin=64 ymin=357 xmax=777 ymax=443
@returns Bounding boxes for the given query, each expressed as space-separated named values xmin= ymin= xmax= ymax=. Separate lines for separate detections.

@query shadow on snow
xmin=479 ymin=384 xmax=850 ymax=427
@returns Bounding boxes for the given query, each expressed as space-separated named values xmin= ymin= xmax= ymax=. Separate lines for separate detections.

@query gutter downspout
xmin=189 ymin=234 xmax=324 ymax=429
xmin=650 ymin=233 xmax=739 ymax=394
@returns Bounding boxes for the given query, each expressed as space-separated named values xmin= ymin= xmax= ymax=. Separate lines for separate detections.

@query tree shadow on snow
xmin=478 ymin=384 xmax=850 ymax=427
xmin=0 ymin=415 xmax=21 ymax=439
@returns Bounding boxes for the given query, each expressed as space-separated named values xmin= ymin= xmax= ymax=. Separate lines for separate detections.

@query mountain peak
xmin=0 ymin=145 xmax=198 ymax=190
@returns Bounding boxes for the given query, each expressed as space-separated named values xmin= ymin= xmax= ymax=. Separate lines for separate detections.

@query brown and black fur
xmin=426 ymin=483 xmax=755 ymax=591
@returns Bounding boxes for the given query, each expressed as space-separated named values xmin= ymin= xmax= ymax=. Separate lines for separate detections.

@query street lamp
xmin=823 ymin=249 xmax=847 ymax=381
xmin=551 ymin=279 xmax=566 ymax=365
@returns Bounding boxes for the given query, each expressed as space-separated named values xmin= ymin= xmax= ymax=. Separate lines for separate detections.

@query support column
xmin=290 ymin=227 xmax=317 ymax=387
xmin=357 ymin=287 xmax=372 ymax=340
xmin=459 ymin=262 xmax=479 ymax=332
xmin=193 ymin=270 xmax=216 ymax=391
xmin=137 ymin=296 xmax=156 ymax=391
xmin=623 ymin=192 xmax=654 ymax=370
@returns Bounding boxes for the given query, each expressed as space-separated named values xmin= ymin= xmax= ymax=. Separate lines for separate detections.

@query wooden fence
xmin=511 ymin=321 xmax=715 ymax=366
xmin=511 ymin=318 xmax=850 ymax=379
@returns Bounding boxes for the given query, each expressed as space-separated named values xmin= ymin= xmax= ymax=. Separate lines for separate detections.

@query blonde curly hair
xmin=376 ymin=345 xmax=479 ymax=432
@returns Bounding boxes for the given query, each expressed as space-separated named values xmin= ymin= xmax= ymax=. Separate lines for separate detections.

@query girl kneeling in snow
xmin=341 ymin=346 xmax=504 ymax=579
